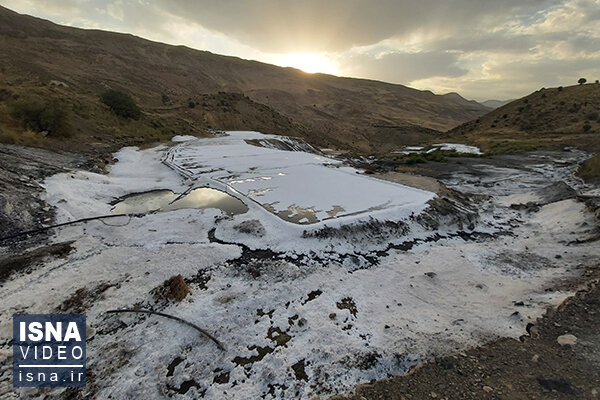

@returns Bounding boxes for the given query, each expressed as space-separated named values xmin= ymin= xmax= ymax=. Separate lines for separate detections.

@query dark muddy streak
xmin=0 ymin=241 xmax=74 ymax=282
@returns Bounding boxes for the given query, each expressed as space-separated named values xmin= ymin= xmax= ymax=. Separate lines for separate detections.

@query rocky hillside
xmin=0 ymin=5 xmax=489 ymax=154
xmin=447 ymin=84 xmax=600 ymax=153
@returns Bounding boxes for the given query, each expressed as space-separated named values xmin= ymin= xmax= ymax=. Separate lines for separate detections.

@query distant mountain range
xmin=480 ymin=99 xmax=515 ymax=109
xmin=0 ymin=5 xmax=490 ymax=153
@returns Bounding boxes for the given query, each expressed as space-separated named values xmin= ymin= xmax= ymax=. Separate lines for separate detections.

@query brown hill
xmin=447 ymin=84 xmax=600 ymax=153
xmin=0 ymin=5 xmax=489 ymax=154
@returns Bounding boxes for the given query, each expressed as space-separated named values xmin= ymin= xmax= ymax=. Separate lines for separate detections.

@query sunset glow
xmin=275 ymin=52 xmax=337 ymax=75
xmin=3 ymin=0 xmax=599 ymax=101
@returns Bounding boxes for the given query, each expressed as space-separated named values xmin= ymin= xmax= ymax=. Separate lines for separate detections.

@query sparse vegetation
xmin=9 ymin=100 xmax=70 ymax=137
xmin=100 ymin=89 xmax=141 ymax=120
xmin=578 ymin=78 xmax=587 ymax=85
xmin=448 ymin=84 xmax=600 ymax=154
xmin=424 ymin=150 xmax=449 ymax=162
xmin=0 ymin=6 xmax=492 ymax=154
xmin=403 ymin=153 xmax=427 ymax=164
xmin=486 ymin=141 xmax=550 ymax=154
xmin=0 ymin=88 xmax=13 ymax=102
xmin=577 ymin=154 xmax=600 ymax=183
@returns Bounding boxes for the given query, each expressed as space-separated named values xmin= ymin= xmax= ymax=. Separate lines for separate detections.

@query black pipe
xmin=105 ymin=309 xmax=225 ymax=351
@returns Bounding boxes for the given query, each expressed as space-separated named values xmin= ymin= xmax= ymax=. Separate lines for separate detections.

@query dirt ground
xmin=368 ymin=171 xmax=449 ymax=195
xmin=335 ymin=271 xmax=600 ymax=400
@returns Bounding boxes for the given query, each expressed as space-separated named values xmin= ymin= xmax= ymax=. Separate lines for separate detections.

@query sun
xmin=275 ymin=52 xmax=337 ymax=75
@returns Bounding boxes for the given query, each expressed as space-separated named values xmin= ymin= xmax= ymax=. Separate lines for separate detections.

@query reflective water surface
xmin=112 ymin=188 xmax=248 ymax=215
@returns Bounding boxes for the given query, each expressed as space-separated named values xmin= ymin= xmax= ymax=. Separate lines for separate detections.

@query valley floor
xmin=0 ymin=132 xmax=598 ymax=399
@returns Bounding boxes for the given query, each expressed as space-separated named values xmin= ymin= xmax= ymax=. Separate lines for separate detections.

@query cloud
xmin=339 ymin=51 xmax=468 ymax=84
xmin=429 ymin=33 xmax=538 ymax=54
xmin=105 ymin=0 xmax=124 ymax=21
xmin=1 ymin=0 xmax=599 ymax=100
xmin=153 ymin=0 xmax=554 ymax=53
xmin=1 ymin=0 xmax=86 ymax=17
xmin=411 ymin=51 xmax=600 ymax=100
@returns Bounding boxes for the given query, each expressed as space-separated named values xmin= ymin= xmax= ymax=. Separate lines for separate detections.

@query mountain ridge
xmin=0 ymin=5 xmax=489 ymax=153
xmin=447 ymin=84 xmax=600 ymax=153
xmin=480 ymin=99 xmax=514 ymax=109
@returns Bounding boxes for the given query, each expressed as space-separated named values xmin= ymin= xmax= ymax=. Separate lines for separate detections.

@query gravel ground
xmin=336 ymin=274 xmax=600 ymax=400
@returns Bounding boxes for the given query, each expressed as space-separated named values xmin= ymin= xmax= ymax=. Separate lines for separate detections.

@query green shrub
xmin=398 ymin=149 xmax=462 ymax=164
xmin=10 ymin=100 xmax=70 ymax=137
xmin=424 ymin=150 xmax=449 ymax=162
xmin=403 ymin=153 xmax=427 ymax=164
xmin=100 ymin=89 xmax=141 ymax=119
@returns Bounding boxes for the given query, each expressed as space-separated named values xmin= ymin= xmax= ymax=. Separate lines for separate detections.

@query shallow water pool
xmin=112 ymin=187 xmax=248 ymax=215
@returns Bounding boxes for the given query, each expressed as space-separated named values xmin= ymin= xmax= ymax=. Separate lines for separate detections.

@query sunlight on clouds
xmin=514 ymin=0 xmax=600 ymax=35
xmin=1 ymin=0 xmax=86 ymax=16
xmin=273 ymin=53 xmax=338 ymax=74
xmin=1 ymin=0 xmax=599 ymax=100
xmin=531 ymin=0 xmax=591 ymax=33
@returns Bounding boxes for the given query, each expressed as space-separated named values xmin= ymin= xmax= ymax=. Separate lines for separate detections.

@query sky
xmin=2 ymin=0 xmax=599 ymax=101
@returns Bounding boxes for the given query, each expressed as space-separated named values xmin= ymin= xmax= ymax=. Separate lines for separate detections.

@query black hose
xmin=0 ymin=213 xmax=139 ymax=242
xmin=105 ymin=309 xmax=225 ymax=351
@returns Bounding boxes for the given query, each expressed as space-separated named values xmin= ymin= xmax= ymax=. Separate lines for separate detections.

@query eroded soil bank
xmin=0 ymin=144 xmax=90 ymax=240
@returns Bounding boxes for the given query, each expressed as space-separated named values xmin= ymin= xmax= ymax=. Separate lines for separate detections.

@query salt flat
xmin=1 ymin=132 xmax=597 ymax=399
xmin=164 ymin=131 xmax=435 ymax=224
